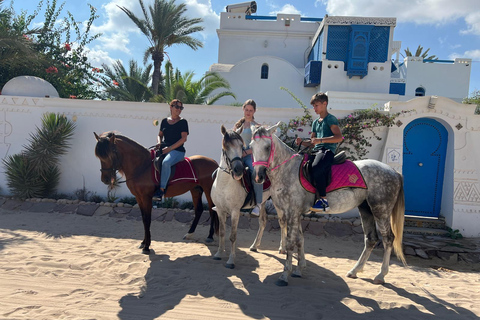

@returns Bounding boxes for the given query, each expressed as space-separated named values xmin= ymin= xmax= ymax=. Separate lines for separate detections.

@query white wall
xmin=404 ymin=57 xmax=472 ymax=101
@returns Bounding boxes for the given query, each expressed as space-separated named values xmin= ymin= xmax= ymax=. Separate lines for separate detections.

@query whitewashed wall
xmin=0 ymin=96 xmax=338 ymax=201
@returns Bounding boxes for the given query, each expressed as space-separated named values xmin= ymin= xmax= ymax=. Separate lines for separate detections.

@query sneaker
xmin=322 ymin=199 xmax=330 ymax=212
xmin=212 ymin=206 xmax=218 ymax=211
xmin=152 ymin=188 xmax=164 ymax=201
xmin=250 ymin=205 xmax=261 ymax=217
xmin=310 ymin=199 xmax=329 ymax=213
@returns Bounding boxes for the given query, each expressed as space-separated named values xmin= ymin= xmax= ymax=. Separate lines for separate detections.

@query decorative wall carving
xmin=324 ymin=16 xmax=396 ymax=26
xmin=454 ymin=180 xmax=480 ymax=204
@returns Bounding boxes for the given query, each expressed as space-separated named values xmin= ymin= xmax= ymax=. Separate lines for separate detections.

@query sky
xmin=7 ymin=0 xmax=480 ymax=96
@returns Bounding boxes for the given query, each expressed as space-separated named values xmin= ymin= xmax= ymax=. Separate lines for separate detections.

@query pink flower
xmin=46 ymin=66 xmax=58 ymax=74
xmin=65 ymin=43 xmax=71 ymax=51
xmin=69 ymin=95 xmax=77 ymax=99
xmin=297 ymin=128 xmax=303 ymax=132
xmin=113 ymin=80 xmax=119 ymax=86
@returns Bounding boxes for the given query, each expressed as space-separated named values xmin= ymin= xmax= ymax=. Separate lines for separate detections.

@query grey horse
xmin=211 ymin=125 xmax=278 ymax=269
xmin=250 ymin=123 xmax=406 ymax=286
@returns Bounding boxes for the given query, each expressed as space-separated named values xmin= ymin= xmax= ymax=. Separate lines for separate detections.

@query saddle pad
xmin=327 ymin=160 xmax=367 ymax=192
xmin=150 ymin=150 xmax=198 ymax=185
xmin=299 ymin=155 xmax=367 ymax=193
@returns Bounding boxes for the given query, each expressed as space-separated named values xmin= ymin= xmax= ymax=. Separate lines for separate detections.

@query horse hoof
xmin=213 ymin=256 xmax=221 ymax=261
xmin=373 ymin=278 xmax=385 ymax=285
xmin=346 ymin=272 xmax=357 ymax=279
xmin=291 ymin=273 xmax=302 ymax=278
xmin=205 ymin=237 xmax=214 ymax=243
xmin=279 ymin=250 xmax=286 ymax=254
xmin=138 ymin=243 xmax=145 ymax=249
xmin=225 ymin=263 xmax=235 ymax=269
xmin=250 ymin=248 xmax=258 ymax=252
xmin=142 ymin=248 xmax=150 ymax=255
xmin=275 ymin=279 xmax=288 ymax=287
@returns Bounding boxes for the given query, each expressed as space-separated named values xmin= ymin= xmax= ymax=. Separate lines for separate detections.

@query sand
xmin=0 ymin=208 xmax=479 ymax=320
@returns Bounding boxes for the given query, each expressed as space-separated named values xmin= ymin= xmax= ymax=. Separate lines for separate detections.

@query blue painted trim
xmin=389 ymin=83 xmax=405 ymax=95
xmin=245 ymin=15 xmax=322 ymax=22
xmin=423 ymin=59 xmax=454 ymax=63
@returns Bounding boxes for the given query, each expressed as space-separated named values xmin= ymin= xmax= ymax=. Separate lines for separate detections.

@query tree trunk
xmin=151 ymin=50 xmax=164 ymax=96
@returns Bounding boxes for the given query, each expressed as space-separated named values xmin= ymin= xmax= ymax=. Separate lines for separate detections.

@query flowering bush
xmin=278 ymin=87 xmax=408 ymax=160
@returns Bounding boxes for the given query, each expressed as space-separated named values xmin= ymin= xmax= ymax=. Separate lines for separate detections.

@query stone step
xmin=404 ymin=226 xmax=449 ymax=237
xmin=404 ymin=216 xmax=446 ymax=230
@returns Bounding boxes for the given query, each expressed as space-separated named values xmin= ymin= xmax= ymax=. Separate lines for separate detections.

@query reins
xmin=252 ymin=134 xmax=300 ymax=171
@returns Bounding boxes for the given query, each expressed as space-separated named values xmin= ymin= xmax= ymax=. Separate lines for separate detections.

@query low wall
xmin=0 ymin=96 xmax=383 ymax=202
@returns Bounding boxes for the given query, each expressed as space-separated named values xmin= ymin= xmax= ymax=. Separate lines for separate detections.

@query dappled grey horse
xmin=211 ymin=125 xmax=278 ymax=269
xmin=250 ymin=123 xmax=406 ymax=286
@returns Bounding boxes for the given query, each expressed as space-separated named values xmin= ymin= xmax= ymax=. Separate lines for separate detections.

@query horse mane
xmin=222 ymin=129 xmax=243 ymax=149
xmin=95 ymin=131 xmax=149 ymax=160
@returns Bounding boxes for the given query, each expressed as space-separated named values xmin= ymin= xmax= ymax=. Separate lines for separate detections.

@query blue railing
xmin=423 ymin=59 xmax=454 ymax=63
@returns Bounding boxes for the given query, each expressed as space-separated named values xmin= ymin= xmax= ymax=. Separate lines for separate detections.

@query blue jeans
xmin=243 ymin=153 xmax=263 ymax=205
xmin=160 ymin=150 xmax=185 ymax=189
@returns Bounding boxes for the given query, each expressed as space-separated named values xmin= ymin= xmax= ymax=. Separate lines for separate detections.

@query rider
xmin=153 ymin=99 xmax=189 ymax=200
xmin=233 ymin=99 xmax=263 ymax=216
xmin=295 ymin=93 xmax=343 ymax=212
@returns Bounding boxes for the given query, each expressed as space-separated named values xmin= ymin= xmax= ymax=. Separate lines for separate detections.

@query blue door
xmin=403 ymin=118 xmax=448 ymax=217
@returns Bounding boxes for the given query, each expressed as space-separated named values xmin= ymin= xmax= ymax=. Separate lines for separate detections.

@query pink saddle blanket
xmin=300 ymin=155 xmax=367 ymax=193
xmin=150 ymin=150 xmax=198 ymax=186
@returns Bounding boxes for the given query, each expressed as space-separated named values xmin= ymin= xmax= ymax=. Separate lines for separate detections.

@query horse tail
xmin=391 ymin=173 xmax=407 ymax=266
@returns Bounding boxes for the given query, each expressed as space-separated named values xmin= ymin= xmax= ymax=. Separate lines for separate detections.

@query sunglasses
xmin=173 ymin=104 xmax=184 ymax=110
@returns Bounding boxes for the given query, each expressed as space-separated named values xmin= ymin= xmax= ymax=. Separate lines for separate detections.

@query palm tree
xmin=118 ymin=0 xmax=204 ymax=96
xmin=100 ymin=59 xmax=154 ymax=101
xmin=402 ymin=45 xmax=438 ymax=60
xmin=155 ymin=61 xmax=236 ymax=104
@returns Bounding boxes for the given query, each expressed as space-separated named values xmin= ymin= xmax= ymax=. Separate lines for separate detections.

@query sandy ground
xmin=0 ymin=208 xmax=479 ymax=320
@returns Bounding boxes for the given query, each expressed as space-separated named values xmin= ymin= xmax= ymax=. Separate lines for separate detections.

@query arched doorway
xmin=403 ymin=118 xmax=448 ymax=217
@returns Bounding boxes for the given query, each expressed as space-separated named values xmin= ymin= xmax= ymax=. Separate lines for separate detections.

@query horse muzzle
xmin=255 ymin=166 xmax=267 ymax=184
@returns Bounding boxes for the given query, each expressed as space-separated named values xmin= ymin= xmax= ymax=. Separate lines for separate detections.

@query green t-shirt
xmin=311 ymin=113 xmax=339 ymax=153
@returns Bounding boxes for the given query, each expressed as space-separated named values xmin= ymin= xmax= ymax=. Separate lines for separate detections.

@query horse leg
xmin=250 ymin=202 xmax=267 ymax=252
xmin=292 ymin=221 xmax=306 ymax=278
xmin=203 ymin=188 xmax=217 ymax=243
xmin=276 ymin=217 xmax=296 ymax=286
xmin=346 ymin=201 xmax=379 ymax=279
xmin=183 ymin=187 xmax=203 ymax=241
xmin=214 ymin=210 xmax=227 ymax=261
xmin=137 ymin=197 xmax=153 ymax=254
xmin=373 ymin=217 xmax=395 ymax=284
xmin=225 ymin=211 xmax=240 ymax=269
xmin=278 ymin=213 xmax=287 ymax=254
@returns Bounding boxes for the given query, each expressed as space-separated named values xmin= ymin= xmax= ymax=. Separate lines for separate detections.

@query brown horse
xmin=94 ymin=131 xmax=219 ymax=254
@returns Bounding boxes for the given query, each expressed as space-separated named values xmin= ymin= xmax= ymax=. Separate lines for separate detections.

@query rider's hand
xmin=162 ymin=146 xmax=170 ymax=154
xmin=295 ymin=137 xmax=303 ymax=146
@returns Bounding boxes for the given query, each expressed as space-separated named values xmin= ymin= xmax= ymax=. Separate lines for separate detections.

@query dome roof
xmin=1 ymin=76 xmax=59 ymax=98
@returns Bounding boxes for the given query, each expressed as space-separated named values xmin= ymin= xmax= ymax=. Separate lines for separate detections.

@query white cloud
xmin=322 ymin=0 xmax=480 ymax=36
xmin=184 ymin=0 xmax=220 ymax=39
xmin=269 ymin=4 xmax=302 ymax=15
xmin=449 ymin=49 xmax=480 ymax=59
xmin=87 ymin=48 xmax=119 ymax=68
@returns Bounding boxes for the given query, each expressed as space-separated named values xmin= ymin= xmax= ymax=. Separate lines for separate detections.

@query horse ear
xmin=221 ymin=125 xmax=227 ymax=135
xmin=267 ymin=121 xmax=282 ymax=135
xmin=110 ymin=133 xmax=116 ymax=144
xmin=94 ymin=132 xmax=100 ymax=141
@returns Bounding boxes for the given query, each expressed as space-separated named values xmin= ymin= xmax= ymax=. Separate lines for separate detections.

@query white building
xmin=210 ymin=10 xmax=472 ymax=109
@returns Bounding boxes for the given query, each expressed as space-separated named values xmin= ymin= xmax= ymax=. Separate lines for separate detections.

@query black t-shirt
xmin=160 ymin=118 xmax=189 ymax=152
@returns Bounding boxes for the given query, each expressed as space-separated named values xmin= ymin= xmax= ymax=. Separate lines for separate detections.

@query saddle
xmin=299 ymin=151 xmax=366 ymax=195
xmin=150 ymin=150 xmax=198 ymax=187
xmin=301 ymin=151 xmax=347 ymax=188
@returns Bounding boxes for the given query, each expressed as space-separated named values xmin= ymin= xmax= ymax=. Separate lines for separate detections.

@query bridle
xmin=220 ymin=147 xmax=244 ymax=178
xmin=252 ymin=134 xmax=299 ymax=171
xmin=100 ymin=144 xmax=121 ymax=176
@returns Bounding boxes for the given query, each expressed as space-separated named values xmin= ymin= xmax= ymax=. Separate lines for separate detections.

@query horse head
xmin=94 ymin=131 xmax=121 ymax=186
xmin=251 ymin=122 xmax=281 ymax=184
xmin=220 ymin=125 xmax=245 ymax=180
